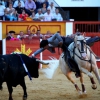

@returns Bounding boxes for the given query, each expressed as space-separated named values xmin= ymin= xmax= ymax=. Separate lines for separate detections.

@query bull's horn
xmin=36 ymin=59 xmax=49 ymax=65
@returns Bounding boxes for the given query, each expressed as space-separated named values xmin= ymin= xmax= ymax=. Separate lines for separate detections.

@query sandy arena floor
xmin=0 ymin=68 xmax=100 ymax=100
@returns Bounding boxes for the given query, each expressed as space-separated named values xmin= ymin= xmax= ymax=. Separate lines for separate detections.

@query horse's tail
xmin=41 ymin=57 xmax=59 ymax=79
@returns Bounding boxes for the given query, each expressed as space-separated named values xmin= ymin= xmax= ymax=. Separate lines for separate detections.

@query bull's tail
xmin=41 ymin=57 xmax=59 ymax=79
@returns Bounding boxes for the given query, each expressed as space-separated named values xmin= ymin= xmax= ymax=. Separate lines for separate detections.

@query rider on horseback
xmin=31 ymin=32 xmax=100 ymax=77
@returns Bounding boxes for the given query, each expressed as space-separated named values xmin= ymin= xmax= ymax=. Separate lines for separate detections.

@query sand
xmin=0 ymin=68 xmax=100 ymax=100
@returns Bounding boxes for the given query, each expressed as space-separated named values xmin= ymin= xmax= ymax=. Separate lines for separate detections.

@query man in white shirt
xmin=47 ymin=2 xmax=56 ymax=14
xmin=53 ymin=8 xmax=63 ymax=21
xmin=0 ymin=2 xmax=6 ymax=20
xmin=13 ymin=0 xmax=25 ymax=8
xmin=35 ymin=8 xmax=44 ymax=21
xmin=44 ymin=7 xmax=53 ymax=21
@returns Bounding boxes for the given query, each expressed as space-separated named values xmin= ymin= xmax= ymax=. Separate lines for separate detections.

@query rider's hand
xmin=30 ymin=54 xmax=35 ymax=58
xmin=58 ymin=41 xmax=63 ymax=47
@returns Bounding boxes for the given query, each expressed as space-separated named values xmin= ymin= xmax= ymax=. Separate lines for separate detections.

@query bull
xmin=0 ymin=54 xmax=48 ymax=100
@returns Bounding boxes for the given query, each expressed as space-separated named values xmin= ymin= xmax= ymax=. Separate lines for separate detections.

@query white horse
xmin=42 ymin=34 xmax=100 ymax=97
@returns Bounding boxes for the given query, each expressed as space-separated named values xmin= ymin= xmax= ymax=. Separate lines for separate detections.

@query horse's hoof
xmin=78 ymin=91 xmax=82 ymax=95
xmin=82 ymin=91 xmax=87 ymax=97
xmin=92 ymin=86 xmax=97 ymax=89
xmin=23 ymin=95 xmax=27 ymax=100
xmin=92 ymin=84 xmax=97 ymax=90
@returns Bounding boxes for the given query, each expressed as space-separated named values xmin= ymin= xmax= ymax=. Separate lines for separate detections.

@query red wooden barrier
xmin=6 ymin=37 xmax=100 ymax=68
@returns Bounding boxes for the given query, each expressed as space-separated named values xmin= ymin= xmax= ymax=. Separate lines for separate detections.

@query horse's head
xmin=74 ymin=34 xmax=87 ymax=59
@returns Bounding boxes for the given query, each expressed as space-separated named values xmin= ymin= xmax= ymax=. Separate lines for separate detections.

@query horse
xmin=42 ymin=34 xmax=100 ymax=97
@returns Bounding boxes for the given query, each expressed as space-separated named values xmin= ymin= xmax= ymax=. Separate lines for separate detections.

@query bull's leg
xmin=0 ymin=84 xmax=3 ymax=91
xmin=0 ymin=81 xmax=3 ymax=90
xmin=20 ymin=78 xmax=27 ymax=100
xmin=6 ymin=82 xmax=13 ymax=100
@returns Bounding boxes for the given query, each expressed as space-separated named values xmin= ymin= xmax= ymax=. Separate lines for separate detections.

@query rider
xmin=31 ymin=31 xmax=100 ymax=58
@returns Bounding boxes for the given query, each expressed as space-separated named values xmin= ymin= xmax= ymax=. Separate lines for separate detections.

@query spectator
xmin=1 ymin=0 xmax=6 ymax=6
xmin=17 ymin=31 xmax=26 ymax=40
xmin=43 ymin=30 xmax=52 ymax=38
xmin=26 ymin=29 xmax=32 ymax=36
xmin=47 ymin=2 xmax=56 ymax=14
xmin=35 ymin=8 xmax=44 ymax=21
xmin=13 ymin=0 xmax=25 ymax=8
xmin=6 ymin=30 xmax=15 ymax=40
xmin=30 ymin=11 xmax=36 ymax=20
xmin=41 ymin=2 xmax=47 ymax=14
xmin=34 ymin=0 xmax=41 ymax=12
xmin=43 ymin=7 xmax=53 ymax=21
xmin=0 ymin=1 xmax=6 ymax=20
xmin=53 ymin=8 xmax=63 ymax=21
xmin=15 ymin=2 xmax=24 ymax=14
xmin=25 ymin=29 xmax=34 ymax=39
xmin=25 ymin=0 xmax=36 ymax=16
xmin=44 ymin=0 xmax=49 ymax=8
xmin=6 ymin=0 xmax=12 ymax=7
xmin=34 ymin=30 xmax=43 ymax=38
xmin=5 ymin=3 xmax=18 ymax=21
xmin=18 ymin=9 xmax=28 ymax=21
xmin=46 ymin=30 xmax=52 ymax=36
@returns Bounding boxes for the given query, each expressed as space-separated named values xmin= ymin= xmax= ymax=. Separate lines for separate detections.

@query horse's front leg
xmin=79 ymin=67 xmax=97 ymax=89
xmin=66 ymin=72 xmax=82 ymax=95
xmin=90 ymin=77 xmax=97 ymax=89
xmin=80 ymin=72 xmax=86 ymax=95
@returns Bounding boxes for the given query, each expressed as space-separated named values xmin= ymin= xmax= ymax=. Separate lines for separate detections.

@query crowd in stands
xmin=6 ymin=29 xmax=54 ymax=40
xmin=0 ymin=0 xmax=63 ymax=21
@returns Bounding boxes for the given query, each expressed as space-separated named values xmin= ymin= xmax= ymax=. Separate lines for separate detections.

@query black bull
xmin=0 ymin=54 xmax=47 ymax=100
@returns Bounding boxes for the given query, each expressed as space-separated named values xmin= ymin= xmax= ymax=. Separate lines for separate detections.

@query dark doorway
xmin=62 ymin=7 xmax=98 ymax=21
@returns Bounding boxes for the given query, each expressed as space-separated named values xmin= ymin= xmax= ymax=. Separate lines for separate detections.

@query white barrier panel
xmin=0 ymin=22 xmax=2 ymax=40
xmin=66 ymin=22 xmax=73 ymax=36
xmin=2 ymin=39 xmax=6 ymax=55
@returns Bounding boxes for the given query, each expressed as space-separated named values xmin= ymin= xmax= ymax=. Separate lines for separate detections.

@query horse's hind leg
xmin=66 ymin=72 xmax=82 ymax=95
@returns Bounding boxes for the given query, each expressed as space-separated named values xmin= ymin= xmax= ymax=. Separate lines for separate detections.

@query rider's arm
xmin=32 ymin=48 xmax=45 ymax=57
